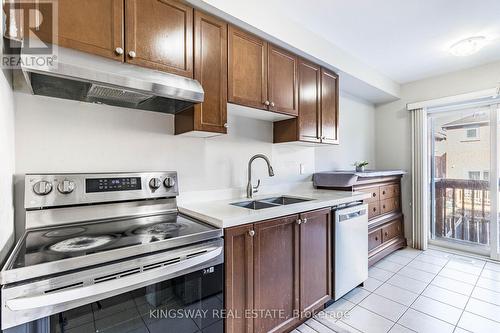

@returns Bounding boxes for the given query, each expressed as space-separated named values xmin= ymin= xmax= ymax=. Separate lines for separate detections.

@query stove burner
xmin=133 ymin=222 xmax=185 ymax=236
xmin=49 ymin=235 xmax=115 ymax=253
xmin=44 ymin=227 xmax=86 ymax=238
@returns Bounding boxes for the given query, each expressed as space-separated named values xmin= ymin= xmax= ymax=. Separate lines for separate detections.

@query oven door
xmin=1 ymin=239 xmax=223 ymax=333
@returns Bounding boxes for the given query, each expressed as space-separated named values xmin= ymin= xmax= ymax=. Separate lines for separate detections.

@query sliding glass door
xmin=428 ymin=104 xmax=499 ymax=259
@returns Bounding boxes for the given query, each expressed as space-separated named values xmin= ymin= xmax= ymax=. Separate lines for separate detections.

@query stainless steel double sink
xmin=230 ymin=196 xmax=313 ymax=210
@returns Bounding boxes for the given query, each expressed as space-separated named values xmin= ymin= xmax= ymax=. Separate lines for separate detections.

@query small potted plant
xmin=354 ymin=161 xmax=369 ymax=172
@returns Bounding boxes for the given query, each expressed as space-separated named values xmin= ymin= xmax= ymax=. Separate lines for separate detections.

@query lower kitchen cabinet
xmin=225 ymin=224 xmax=254 ymax=333
xmin=224 ymin=208 xmax=332 ymax=333
xmin=254 ymin=215 xmax=300 ymax=333
xmin=299 ymin=208 xmax=331 ymax=312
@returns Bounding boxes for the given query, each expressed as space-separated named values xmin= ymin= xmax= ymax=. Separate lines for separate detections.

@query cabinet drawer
xmin=380 ymin=198 xmax=400 ymax=214
xmin=368 ymin=229 xmax=382 ymax=251
xmin=368 ymin=202 xmax=380 ymax=219
xmin=382 ymin=219 xmax=403 ymax=242
xmin=380 ymin=184 xmax=400 ymax=200
xmin=360 ymin=187 xmax=380 ymax=203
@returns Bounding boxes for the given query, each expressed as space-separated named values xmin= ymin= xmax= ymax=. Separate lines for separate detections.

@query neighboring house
xmin=435 ymin=112 xmax=490 ymax=181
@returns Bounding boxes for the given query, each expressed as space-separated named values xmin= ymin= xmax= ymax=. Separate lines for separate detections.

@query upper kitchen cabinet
xmin=228 ymin=26 xmax=268 ymax=110
xmin=125 ymin=0 xmax=193 ymax=77
xmin=274 ymin=61 xmax=339 ymax=145
xmin=267 ymin=45 xmax=299 ymax=115
xmin=320 ymin=68 xmax=340 ymax=144
xmin=6 ymin=0 xmax=125 ymax=61
xmin=175 ymin=10 xmax=227 ymax=136
xmin=228 ymin=26 xmax=298 ymax=116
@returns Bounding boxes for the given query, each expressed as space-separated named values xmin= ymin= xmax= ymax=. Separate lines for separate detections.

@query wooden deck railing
xmin=434 ymin=179 xmax=490 ymax=245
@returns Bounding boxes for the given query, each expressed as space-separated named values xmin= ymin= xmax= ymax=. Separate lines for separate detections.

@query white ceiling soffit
xmin=187 ymin=0 xmax=401 ymax=104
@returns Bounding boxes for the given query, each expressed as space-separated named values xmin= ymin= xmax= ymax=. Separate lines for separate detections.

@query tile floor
xmin=293 ymin=247 xmax=500 ymax=333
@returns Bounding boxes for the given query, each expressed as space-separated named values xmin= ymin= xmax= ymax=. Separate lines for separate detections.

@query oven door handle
xmin=6 ymin=246 xmax=222 ymax=311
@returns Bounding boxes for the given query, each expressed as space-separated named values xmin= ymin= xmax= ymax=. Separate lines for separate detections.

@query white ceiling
xmin=276 ymin=0 xmax=500 ymax=84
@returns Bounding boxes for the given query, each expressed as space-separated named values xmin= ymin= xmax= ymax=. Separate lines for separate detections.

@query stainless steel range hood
xmin=21 ymin=46 xmax=204 ymax=114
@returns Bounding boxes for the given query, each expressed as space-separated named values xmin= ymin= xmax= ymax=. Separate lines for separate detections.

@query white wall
xmin=13 ymin=88 xmax=376 ymax=237
xmin=0 ymin=16 xmax=16 ymax=264
xmin=375 ymin=60 xmax=500 ymax=243
xmin=315 ymin=93 xmax=376 ymax=171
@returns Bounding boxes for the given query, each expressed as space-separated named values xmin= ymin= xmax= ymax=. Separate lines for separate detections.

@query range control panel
xmin=24 ymin=172 xmax=179 ymax=209
xmin=86 ymin=177 xmax=142 ymax=193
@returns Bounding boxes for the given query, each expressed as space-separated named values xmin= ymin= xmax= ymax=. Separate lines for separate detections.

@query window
xmin=465 ymin=127 xmax=479 ymax=140
xmin=468 ymin=171 xmax=481 ymax=180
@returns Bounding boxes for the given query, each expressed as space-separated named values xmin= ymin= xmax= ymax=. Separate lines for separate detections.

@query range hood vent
xmin=21 ymin=46 xmax=204 ymax=114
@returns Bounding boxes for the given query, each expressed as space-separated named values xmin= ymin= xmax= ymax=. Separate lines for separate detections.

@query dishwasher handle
xmin=336 ymin=205 xmax=368 ymax=222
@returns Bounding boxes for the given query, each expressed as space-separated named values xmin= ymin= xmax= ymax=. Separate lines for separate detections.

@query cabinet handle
xmin=303 ymin=218 xmax=308 ymax=224
xmin=224 ymin=123 xmax=228 ymax=128
xmin=382 ymin=205 xmax=386 ymax=209
xmin=372 ymin=193 xmax=376 ymax=197
xmin=115 ymin=47 xmax=124 ymax=55
xmin=382 ymin=190 xmax=386 ymax=195
xmin=372 ymin=207 xmax=377 ymax=212
xmin=270 ymin=102 xmax=275 ymax=107
xmin=128 ymin=50 xmax=137 ymax=58
xmin=375 ymin=236 xmax=378 ymax=241
xmin=296 ymin=219 xmax=302 ymax=225
xmin=264 ymin=101 xmax=270 ymax=106
xmin=248 ymin=230 xmax=255 ymax=237
xmin=384 ymin=232 xmax=388 ymax=236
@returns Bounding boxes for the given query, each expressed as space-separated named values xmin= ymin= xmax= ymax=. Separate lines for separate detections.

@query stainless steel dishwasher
xmin=333 ymin=203 xmax=369 ymax=300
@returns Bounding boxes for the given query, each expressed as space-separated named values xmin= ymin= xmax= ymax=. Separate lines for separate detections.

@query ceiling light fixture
xmin=449 ymin=36 xmax=487 ymax=56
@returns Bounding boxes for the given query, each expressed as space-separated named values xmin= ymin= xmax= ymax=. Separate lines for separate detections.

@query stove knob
xmin=164 ymin=177 xmax=176 ymax=188
xmin=33 ymin=181 xmax=53 ymax=196
xmin=57 ymin=180 xmax=75 ymax=194
xmin=149 ymin=178 xmax=162 ymax=189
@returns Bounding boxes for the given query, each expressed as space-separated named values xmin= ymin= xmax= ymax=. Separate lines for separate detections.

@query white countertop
xmin=178 ymin=189 xmax=370 ymax=228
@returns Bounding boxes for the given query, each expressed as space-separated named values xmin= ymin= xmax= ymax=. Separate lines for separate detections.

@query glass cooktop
xmin=11 ymin=213 xmax=216 ymax=269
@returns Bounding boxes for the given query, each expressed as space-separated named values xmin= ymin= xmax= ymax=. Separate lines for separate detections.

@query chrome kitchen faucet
xmin=246 ymin=154 xmax=275 ymax=198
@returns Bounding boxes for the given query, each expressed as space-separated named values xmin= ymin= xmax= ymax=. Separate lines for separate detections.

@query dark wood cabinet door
xmin=225 ymin=224 xmax=255 ymax=333
xmin=30 ymin=0 xmax=124 ymax=61
xmin=193 ymin=10 xmax=227 ymax=133
xmin=125 ymin=0 xmax=193 ymax=77
xmin=268 ymin=45 xmax=298 ymax=116
xmin=254 ymin=215 xmax=300 ymax=333
xmin=299 ymin=208 xmax=332 ymax=312
xmin=320 ymin=68 xmax=339 ymax=144
xmin=368 ymin=229 xmax=383 ymax=251
xmin=228 ymin=26 xmax=268 ymax=110
xmin=298 ymin=59 xmax=321 ymax=142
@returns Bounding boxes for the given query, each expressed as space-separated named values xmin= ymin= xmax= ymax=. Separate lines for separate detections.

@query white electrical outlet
xmin=300 ymin=164 xmax=306 ymax=174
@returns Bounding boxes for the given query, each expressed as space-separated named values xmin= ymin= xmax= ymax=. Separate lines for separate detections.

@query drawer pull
xmin=382 ymin=205 xmax=386 ymax=209
xmin=372 ymin=207 xmax=377 ymax=212
xmin=248 ymin=230 xmax=255 ymax=237
xmin=382 ymin=190 xmax=386 ymax=195
xmin=372 ymin=193 xmax=376 ymax=197
xmin=375 ymin=236 xmax=378 ymax=241
xmin=384 ymin=232 xmax=388 ymax=236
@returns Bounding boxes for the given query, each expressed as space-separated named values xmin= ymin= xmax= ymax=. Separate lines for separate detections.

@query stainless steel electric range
xmin=1 ymin=172 xmax=223 ymax=333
